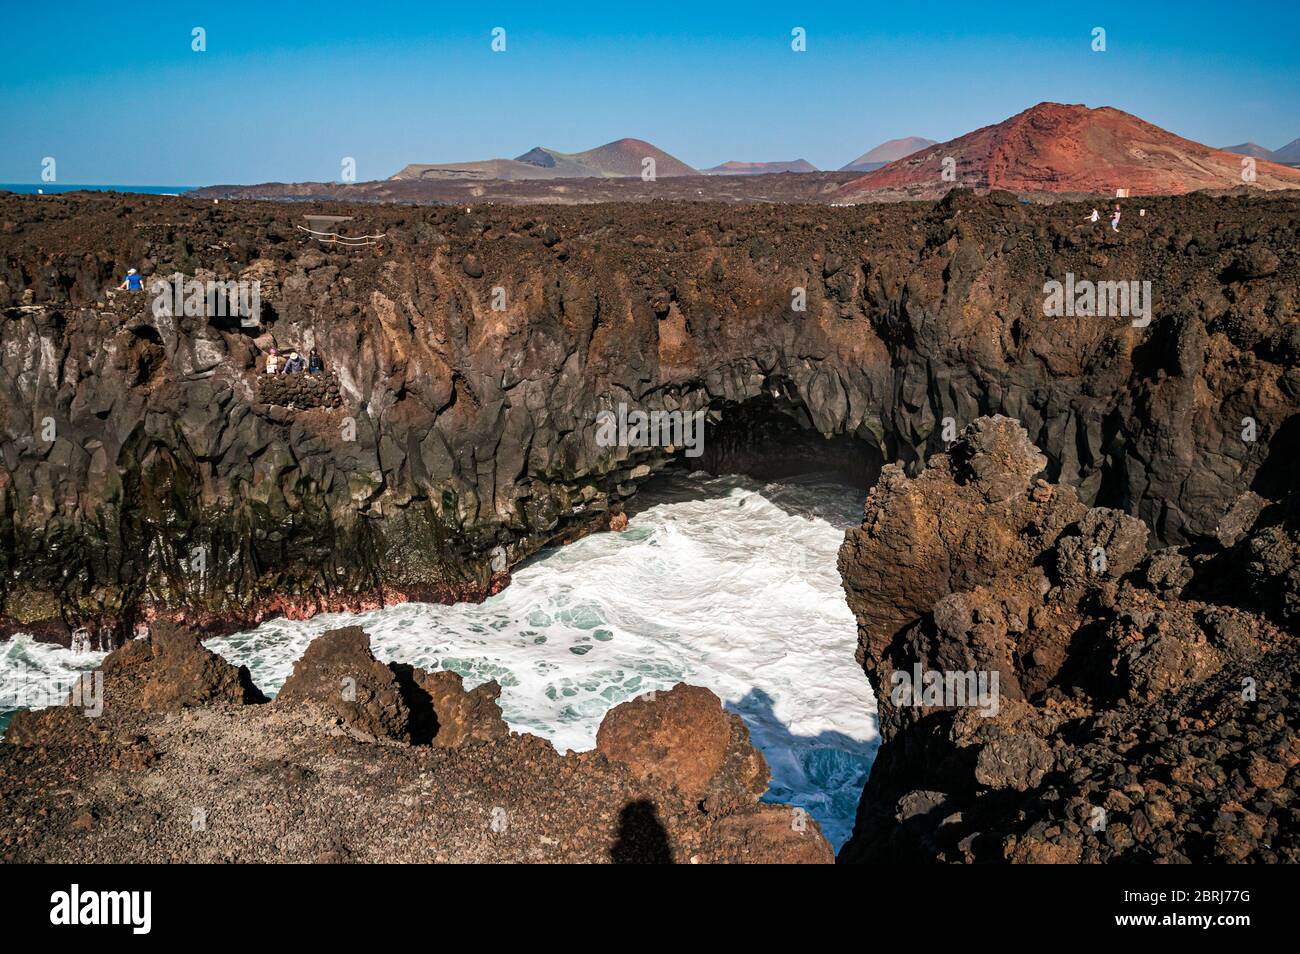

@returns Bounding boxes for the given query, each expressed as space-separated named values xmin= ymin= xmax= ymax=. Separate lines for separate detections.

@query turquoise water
xmin=0 ymin=184 xmax=194 ymax=195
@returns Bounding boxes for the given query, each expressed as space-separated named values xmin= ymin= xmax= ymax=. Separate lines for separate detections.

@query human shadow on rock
xmin=609 ymin=799 xmax=673 ymax=864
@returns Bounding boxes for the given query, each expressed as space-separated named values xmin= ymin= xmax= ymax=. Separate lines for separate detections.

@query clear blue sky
xmin=1 ymin=0 xmax=1296 ymax=184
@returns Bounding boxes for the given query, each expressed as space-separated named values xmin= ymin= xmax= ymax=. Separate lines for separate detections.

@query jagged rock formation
xmin=0 ymin=625 xmax=832 ymax=863
xmin=3 ymin=622 xmax=264 ymax=745
xmin=838 ymin=416 xmax=1298 ymax=863
xmin=0 ymin=188 xmax=1296 ymax=643
xmin=274 ymin=626 xmax=418 ymax=743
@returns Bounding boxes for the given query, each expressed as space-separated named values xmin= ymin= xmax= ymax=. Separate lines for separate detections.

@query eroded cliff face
xmin=1 ymin=188 xmax=1297 ymax=641
xmin=838 ymin=417 xmax=1298 ymax=863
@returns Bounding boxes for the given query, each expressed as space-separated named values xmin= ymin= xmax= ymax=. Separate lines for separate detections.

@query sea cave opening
xmin=1 ymin=382 xmax=887 ymax=853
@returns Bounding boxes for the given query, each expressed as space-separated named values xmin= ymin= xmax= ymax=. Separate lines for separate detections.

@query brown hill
xmin=391 ymin=138 xmax=697 ymax=181
xmin=562 ymin=138 xmax=698 ymax=177
xmin=838 ymin=103 xmax=1300 ymax=200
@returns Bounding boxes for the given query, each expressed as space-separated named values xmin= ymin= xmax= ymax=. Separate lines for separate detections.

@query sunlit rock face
xmin=837 ymin=417 xmax=1299 ymax=864
xmin=1 ymin=189 xmax=1296 ymax=642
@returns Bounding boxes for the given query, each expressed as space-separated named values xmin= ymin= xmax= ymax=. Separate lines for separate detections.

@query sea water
xmin=1 ymin=470 xmax=878 ymax=850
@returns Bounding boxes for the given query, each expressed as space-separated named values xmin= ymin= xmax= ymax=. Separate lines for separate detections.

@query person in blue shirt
xmin=117 ymin=268 xmax=144 ymax=291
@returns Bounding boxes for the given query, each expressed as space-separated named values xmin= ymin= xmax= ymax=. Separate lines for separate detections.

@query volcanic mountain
xmin=1221 ymin=142 xmax=1277 ymax=159
xmin=703 ymin=159 xmax=818 ymax=175
xmin=837 ymin=103 xmax=1300 ymax=200
xmin=391 ymin=138 xmax=697 ymax=181
xmin=840 ymin=136 xmax=937 ymax=172
xmin=1222 ymin=139 xmax=1300 ymax=166
xmin=1272 ymin=137 xmax=1300 ymax=165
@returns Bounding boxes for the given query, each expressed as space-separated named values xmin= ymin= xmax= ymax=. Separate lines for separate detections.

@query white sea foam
xmin=0 ymin=634 xmax=107 ymax=732
xmin=210 ymin=470 xmax=879 ymax=849
xmin=1 ymin=470 xmax=879 ymax=850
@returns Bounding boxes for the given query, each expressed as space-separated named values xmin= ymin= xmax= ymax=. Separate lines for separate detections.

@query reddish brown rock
xmin=104 ymin=621 xmax=267 ymax=713
xmin=699 ymin=804 xmax=836 ymax=864
xmin=838 ymin=416 xmax=1085 ymax=666
xmin=391 ymin=665 xmax=509 ymax=747
xmin=4 ymin=704 xmax=95 ymax=749
xmin=1246 ymin=756 xmax=1288 ymax=791
xmin=597 ymin=684 xmax=768 ymax=810
xmin=275 ymin=626 xmax=410 ymax=743
xmin=6 ymin=621 xmax=263 ymax=744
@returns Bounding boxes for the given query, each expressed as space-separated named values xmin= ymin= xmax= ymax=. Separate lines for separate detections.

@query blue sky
xmin=1 ymin=0 xmax=1296 ymax=184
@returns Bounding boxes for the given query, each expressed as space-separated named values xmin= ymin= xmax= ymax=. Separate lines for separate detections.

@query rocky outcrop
xmin=1 ymin=623 xmax=831 ymax=862
xmin=838 ymin=417 xmax=1298 ymax=863
xmin=1 ymin=189 xmax=1296 ymax=644
xmin=272 ymin=625 xmax=510 ymax=746
xmin=275 ymin=626 xmax=412 ymax=743
xmin=597 ymin=684 xmax=768 ymax=814
xmin=254 ymin=370 xmax=342 ymax=409
xmin=101 ymin=621 xmax=267 ymax=712
xmin=4 ymin=622 xmax=263 ymax=746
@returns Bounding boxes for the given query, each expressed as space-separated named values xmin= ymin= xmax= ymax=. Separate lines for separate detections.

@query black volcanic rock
xmin=0 ymin=190 xmax=1296 ymax=644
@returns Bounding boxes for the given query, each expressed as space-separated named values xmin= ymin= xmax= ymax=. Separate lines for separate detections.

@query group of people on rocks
xmin=1085 ymin=203 xmax=1146 ymax=232
xmin=265 ymin=347 xmax=324 ymax=375
xmin=1086 ymin=204 xmax=1123 ymax=232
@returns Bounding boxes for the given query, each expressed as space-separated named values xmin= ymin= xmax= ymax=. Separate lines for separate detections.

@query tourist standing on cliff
xmin=117 ymin=268 xmax=144 ymax=291
xmin=265 ymin=348 xmax=280 ymax=374
xmin=1110 ymin=204 xmax=1121 ymax=232
xmin=308 ymin=349 xmax=324 ymax=373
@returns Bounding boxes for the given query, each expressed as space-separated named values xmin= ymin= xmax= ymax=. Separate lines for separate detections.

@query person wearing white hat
xmin=117 ymin=267 xmax=144 ymax=292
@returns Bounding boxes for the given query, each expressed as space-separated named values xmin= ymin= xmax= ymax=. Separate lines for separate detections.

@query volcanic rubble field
xmin=0 ymin=189 xmax=1297 ymax=862
xmin=1 ymin=622 xmax=832 ymax=862
xmin=189 ymin=170 xmax=865 ymax=206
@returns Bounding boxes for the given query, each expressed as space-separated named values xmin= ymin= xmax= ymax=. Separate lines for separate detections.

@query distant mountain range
xmin=1221 ymin=139 xmax=1300 ymax=166
xmin=839 ymin=137 xmax=938 ymax=172
xmin=390 ymin=138 xmax=698 ymax=181
xmin=838 ymin=103 xmax=1300 ymax=200
xmin=703 ymin=159 xmax=818 ymax=175
xmin=215 ymin=105 xmax=1300 ymax=202
xmin=391 ymin=140 xmax=931 ymax=181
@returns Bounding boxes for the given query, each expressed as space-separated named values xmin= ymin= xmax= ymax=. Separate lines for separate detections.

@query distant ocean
xmin=0 ymin=184 xmax=195 ymax=195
